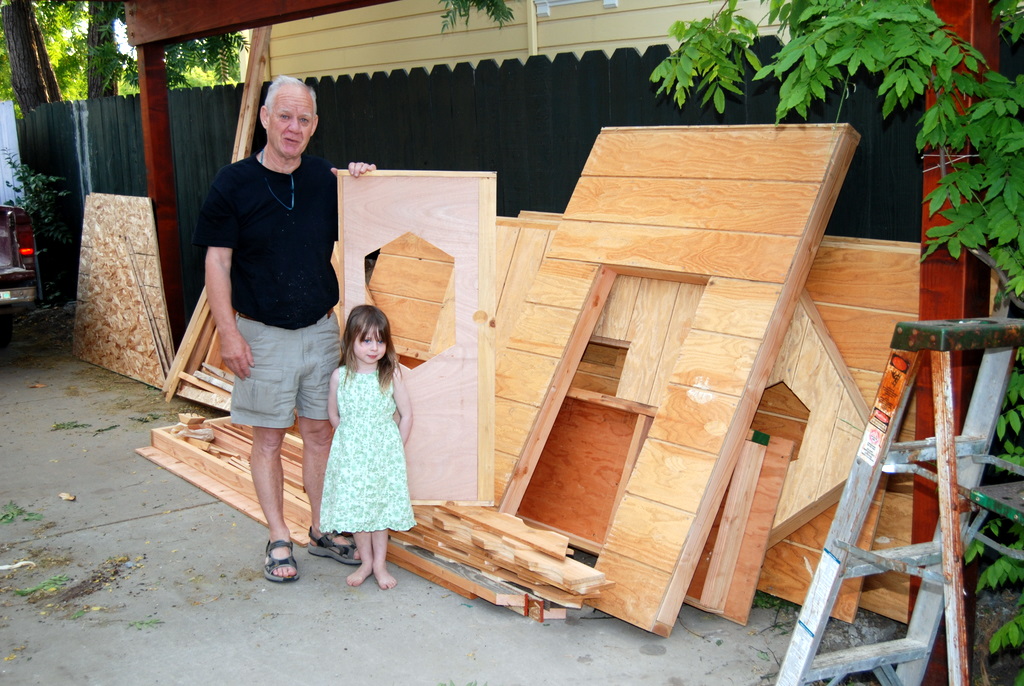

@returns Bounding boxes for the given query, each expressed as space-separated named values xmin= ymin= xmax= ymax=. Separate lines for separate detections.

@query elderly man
xmin=193 ymin=74 xmax=375 ymax=582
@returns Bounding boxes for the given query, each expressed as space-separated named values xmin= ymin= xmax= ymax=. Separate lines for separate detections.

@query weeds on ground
xmin=51 ymin=421 xmax=90 ymax=431
xmin=15 ymin=574 xmax=69 ymax=596
xmin=128 ymin=618 xmax=163 ymax=630
xmin=0 ymin=502 xmax=42 ymax=524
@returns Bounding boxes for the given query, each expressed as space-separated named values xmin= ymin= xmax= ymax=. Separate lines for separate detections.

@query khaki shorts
xmin=230 ymin=311 xmax=341 ymax=429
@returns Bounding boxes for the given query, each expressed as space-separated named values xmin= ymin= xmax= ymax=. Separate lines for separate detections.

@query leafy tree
xmin=0 ymin=1 xmax=245 ymax=115
xmin=652 ymin=0 xmax=1024 ymax=678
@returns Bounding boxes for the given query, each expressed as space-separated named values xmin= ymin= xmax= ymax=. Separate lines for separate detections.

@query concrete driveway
xmin=0 ymin=308 xmax=862 ymax=686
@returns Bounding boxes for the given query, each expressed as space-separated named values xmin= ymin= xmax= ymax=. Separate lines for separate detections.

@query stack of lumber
xmin=74 ymin=193 xmax=175 ymax=388
xmin=137 ymin=415 xmax=608 ymax=617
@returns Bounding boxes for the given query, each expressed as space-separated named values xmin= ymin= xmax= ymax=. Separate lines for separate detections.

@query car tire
xmin=0 ymin=314 xmax=12 ymax=348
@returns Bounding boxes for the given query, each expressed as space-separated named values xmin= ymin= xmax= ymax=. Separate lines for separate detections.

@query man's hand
xmin=219 ymin=328 xmax=255 ymax=380
xmin=347 ymin=161 xmax=376 ymax=177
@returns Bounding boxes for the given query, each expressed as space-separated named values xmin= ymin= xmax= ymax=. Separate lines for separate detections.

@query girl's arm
xmin=327 ymin=368 xmax=341 ymax=429
xmin=392 ymin=368 xmax=414 ymax=444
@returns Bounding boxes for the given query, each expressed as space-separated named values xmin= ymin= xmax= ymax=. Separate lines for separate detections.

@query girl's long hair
xmin=341 ymin=305 xmax=398 ymax=392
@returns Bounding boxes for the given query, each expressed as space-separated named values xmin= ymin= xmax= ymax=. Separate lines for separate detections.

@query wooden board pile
xmin=138 ymin=414 xmax=608 ymax=614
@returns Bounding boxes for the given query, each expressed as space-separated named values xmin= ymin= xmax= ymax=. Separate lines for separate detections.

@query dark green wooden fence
xmin=21 ymin=36 xmax=1013 ymax=319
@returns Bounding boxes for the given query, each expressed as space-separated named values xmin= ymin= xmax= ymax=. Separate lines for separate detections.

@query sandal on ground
xmin=307 ymin=527 xmax=359 ymax=566
xmin=264 ymin=539 xmax=299 ymax=583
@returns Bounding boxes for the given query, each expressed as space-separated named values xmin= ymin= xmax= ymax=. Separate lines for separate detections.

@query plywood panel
xmin=623 ymin=439 xmax=717 ymax=512
xmin=494 ymin=220 xmax=555 ymax=351
xmin=601 ymin=495 xmax=694 ymax=574
xmin=581 ymin=125 xmax=851 ymax=182
xmin=517 ymin=397 xmax=636 ymax=544
xmin=806 ymin=237 xmax=920 ymax=312
xmin=593 ymin=275 xmax=641 ymax=341
xmin=618 ymin=279 xmax=681 ymax=404
xmin=564 ymin=176 xmax=819 ymax=235
xmin=74 ymin=193 xmax=173 ymax=388
xmin=340 ymin=171 xmax=495 ymax=503
xmin=547 ymin=220 xmax=799 ymax=283
xmin=497 ymin=124 xmax=860 ymax=634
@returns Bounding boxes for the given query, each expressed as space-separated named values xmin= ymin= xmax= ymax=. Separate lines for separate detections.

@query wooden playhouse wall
xmin=494 ymin=124 xmax=860 ymax=634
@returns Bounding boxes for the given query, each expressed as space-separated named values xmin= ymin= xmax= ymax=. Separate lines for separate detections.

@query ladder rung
xmin=885 ymin=436 xmax=989 ymax=467
xmin=840 ymin=541 xmax=944 ymax=581
xmin=805 ymin=637 xmax=932 ymax=683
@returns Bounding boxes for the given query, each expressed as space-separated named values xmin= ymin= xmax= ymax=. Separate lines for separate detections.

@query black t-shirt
xmin=193 ymin=154 xmax=339 ymax=329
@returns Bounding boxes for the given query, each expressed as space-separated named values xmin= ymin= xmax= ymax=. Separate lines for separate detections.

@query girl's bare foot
xmin=346 ymin=563 xmax=373 ymax=587
xmin=374 ymin=562 xmax=397 ymax=590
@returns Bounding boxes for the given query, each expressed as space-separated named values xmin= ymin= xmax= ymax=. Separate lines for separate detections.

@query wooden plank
xmin=563 ymin=176 xmax=820 ymax=236
xmin=805 ymin=236 xmax=920 ymax=312
xmin=579 ymin=125 xmax=854 ymax=183
xmin=547 ymin=220 xmax=799 ymax=283
xmin=494 ymin=220 xmax=553 ymax=351
xmin=720 ymin=436 xmax=794 ymax=624
xmin=699 ymin=438 xmax=768 ymax=609
xmin=617 ymin=278 xmax=681 ymax=404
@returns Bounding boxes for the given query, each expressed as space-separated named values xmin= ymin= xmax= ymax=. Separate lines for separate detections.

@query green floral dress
xmin=320 ymin=368 xmax=416 ymax=533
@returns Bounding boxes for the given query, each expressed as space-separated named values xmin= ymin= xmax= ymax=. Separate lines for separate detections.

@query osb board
xmin=496 ymin=124 xmax=860 ymax=634
xmin=74 ymin=193 xmax=173 ymax=388
xmin=340 ymin=171 xmax=496 ymax=504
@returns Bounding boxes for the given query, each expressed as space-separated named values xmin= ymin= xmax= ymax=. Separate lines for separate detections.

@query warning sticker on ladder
xmin=856 ymin=352 xmax=912 ymax=467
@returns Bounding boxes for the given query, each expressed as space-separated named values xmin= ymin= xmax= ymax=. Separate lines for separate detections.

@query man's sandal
xmin=307 ymin=527 xmax=359 ymax=566
xmin=264 ymin=540 xmax=299 ymax=582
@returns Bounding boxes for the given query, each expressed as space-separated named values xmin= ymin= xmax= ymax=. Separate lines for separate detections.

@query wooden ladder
xmin=775 ymin=317 xmax=1024 ymax=686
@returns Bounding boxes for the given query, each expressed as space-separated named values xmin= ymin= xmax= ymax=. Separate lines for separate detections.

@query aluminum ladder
xmin=775 ymin=318 xmax=1024 ymax=686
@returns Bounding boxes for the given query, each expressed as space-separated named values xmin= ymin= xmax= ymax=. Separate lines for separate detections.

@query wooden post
xmin=914 ymin=1 xmax=999 ymax=682
xmin=137 ymin=42 xmax=186 ymax=345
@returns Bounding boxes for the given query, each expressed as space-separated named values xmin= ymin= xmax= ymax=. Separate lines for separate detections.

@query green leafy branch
xmin=441 ymin=0 xmax=515 ymax=33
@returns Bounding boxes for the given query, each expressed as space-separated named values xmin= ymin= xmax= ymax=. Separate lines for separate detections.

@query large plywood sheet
xmin=74 ymin=193 xmax=174 ymax=388
xmin=497 ymin=124 xmax=860 ymax=634
xmin=340 ymin=171 xmax=496 ymax=504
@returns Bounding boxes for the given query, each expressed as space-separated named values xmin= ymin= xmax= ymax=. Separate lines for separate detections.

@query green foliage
xmin=650 ymin=0 xmax=762 ymax=112
xmin=2 ymin=151 xmax=71 ymax=245
xmin=0 ymin=501 xmax=41 ymax=524
xmin=441 ymin=0 xmax=515 ymax=32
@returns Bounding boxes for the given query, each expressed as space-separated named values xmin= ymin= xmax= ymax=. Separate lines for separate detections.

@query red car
xmin=0 ymin=205 xmax=39 ymax=347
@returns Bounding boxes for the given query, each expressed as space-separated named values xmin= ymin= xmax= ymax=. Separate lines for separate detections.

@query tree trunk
xmin=1 ymin=0 xmax=61 ymax=113
xmin=87 ymin=2 xmax=119 ymax=99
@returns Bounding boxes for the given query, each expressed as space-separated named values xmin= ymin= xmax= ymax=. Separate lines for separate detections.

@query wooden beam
xmin=124 ymin=0 xmax=400 ymax=46
xmin=137 ymin=42 xmax=185 ymax=344
xmin=915 ymin=1 xmax=998 ymax=682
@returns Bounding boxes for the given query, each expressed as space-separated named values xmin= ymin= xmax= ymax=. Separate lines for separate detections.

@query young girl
xmin=319 ymin=305 xmax=416 ymax=589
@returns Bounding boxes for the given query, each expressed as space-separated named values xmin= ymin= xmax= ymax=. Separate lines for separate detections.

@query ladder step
xmin=884 ymin=436 xmax=988 ymax=468
xmin=805 ymin=637 xmax=932 ymax=683
xmin=841 ymin=541 xmax=943 ymax=580
xmin=971 ymin=480 xmax=1024 ymax=524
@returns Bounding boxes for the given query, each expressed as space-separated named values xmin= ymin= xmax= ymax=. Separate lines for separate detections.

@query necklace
xmin=259 ymin=150 xmax=295 ymax=211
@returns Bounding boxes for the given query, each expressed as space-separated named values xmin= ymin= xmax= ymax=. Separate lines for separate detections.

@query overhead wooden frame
xmin=493 ymin=124 xmax=860 ymax=635
xmin=339 ymin=170 xmax=497 ymax=504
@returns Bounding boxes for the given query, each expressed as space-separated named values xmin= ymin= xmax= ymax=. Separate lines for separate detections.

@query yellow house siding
xmin=267 ymin=0 xmax=767 ymax=79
